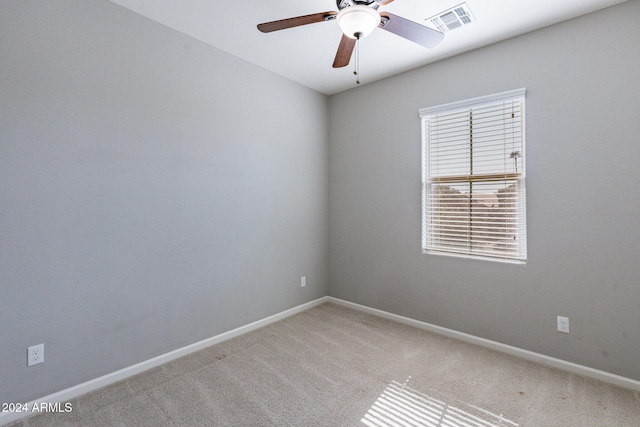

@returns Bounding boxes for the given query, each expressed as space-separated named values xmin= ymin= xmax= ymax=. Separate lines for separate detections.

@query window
xmin=420 ymin=88 xmax=526 ymax=263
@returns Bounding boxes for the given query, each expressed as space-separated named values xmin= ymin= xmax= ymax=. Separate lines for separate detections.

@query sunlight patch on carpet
xmin=361 ymin=379 xmax=518 ymax=427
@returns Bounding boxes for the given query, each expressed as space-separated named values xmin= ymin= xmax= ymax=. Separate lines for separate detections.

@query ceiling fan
xmin=257 ymin=0 xmax=445 ymax=68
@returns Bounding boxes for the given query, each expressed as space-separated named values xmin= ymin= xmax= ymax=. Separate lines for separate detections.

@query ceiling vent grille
xmin=428 ymin=3 xmax=475 ymax=33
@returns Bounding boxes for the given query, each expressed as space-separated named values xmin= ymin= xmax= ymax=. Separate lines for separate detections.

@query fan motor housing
xmin=337 ymin=0 xmax=381 ymax=11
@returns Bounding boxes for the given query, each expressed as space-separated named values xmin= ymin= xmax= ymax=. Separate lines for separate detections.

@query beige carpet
xmin=7 ymin=302 xmax=640 ymax=426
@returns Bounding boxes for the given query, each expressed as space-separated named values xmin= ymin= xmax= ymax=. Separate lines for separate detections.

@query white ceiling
xmin=107 ymin=0 xmax=627 ymax=95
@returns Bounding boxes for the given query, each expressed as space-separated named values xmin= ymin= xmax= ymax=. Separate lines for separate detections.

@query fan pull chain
xmin=353 ymin=33 xmax=361 ymax=85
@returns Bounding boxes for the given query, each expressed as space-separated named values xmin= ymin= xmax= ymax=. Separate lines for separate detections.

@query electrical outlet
xmin=28 ymin=343 xmax=44 ymax=366
xmin=300 ymin=276 xmax=306 ymax=287
xmin=557 ymin=316 xmax=570 ymax=334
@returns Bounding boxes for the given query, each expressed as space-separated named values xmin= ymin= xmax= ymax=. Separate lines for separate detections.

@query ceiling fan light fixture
xmin=337 ymin=5 xmax=380 ymax=39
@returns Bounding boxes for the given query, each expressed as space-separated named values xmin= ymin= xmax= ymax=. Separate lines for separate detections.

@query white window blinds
xmin=420 ymin=88 xmax=526 ymax=263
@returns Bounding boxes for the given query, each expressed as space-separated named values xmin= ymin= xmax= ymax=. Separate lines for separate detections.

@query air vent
xmin=427 ymin=3 xmax=475 ymax=33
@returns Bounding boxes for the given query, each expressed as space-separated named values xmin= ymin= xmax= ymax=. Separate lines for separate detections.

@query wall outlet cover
xmin=28 ymin=343 xmax=44 ymax=366
xmin=557 ymin=316 xmax=570 ymax=333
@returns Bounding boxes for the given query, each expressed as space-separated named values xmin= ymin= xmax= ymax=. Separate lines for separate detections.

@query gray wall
xmin=329 ymin=0 xmax=640 ymax=381
xmin=1 ymin=0 xmax=328 ymax=403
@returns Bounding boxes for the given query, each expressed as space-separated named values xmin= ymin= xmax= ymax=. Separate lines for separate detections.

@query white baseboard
xmin=0 ymin=297 xmax=330 ymax=426
xmin=326 ymin=297 xmax=640 ymax=392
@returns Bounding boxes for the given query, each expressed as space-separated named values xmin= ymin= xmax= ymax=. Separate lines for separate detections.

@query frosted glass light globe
xmin=337 ymin=5 xmax=381 ymax=39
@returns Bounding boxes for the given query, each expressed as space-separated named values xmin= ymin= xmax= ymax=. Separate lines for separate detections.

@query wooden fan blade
xmin=379 ymin=0 xmax=395 ymax=4
xmin=379 ymin=12 xmax=444 ymax=48
xmin=257 ymin=12 xmax=336 ymax=33
xmin=332 ymin=34 xmax=356 ymax=68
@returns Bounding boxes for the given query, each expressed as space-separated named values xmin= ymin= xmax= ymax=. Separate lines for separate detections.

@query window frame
xmin=420 ymin=88 xmax=527 ymax=264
